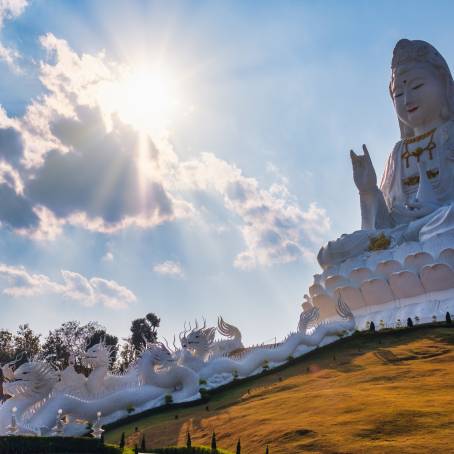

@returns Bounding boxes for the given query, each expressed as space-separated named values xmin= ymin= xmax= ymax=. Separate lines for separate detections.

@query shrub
xmin=165 ymin=394 xmax=173 ymax=405
xmin=0 ymin=436 xmax=120 ymax=453
xmin=119 ymin=432 xmax=125 ymax=449
xmin=187 ymin=431 xmax=192 ymax=448
xmin=199 ymin=387 xmax=209 ymax=400
xmin=199 ymin=378 xmax=208 ymax=385
xmin=126 ymin=405 xmax=135 ymax=414
xmin=286 ymin=355 xmax=294 ymax=362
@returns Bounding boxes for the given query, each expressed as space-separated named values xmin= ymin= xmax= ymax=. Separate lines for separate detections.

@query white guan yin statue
xmin=7 ymin=39 xmax=452 ymax=438
xmin=311 ymin=39 xmax=454 ymax=328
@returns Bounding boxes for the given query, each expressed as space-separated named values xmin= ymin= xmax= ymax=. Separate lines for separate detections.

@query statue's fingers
xmin=350 ymin=150 xmax=358 ymax=161
xmin=362 ymin=144 xmax=371 ymax=160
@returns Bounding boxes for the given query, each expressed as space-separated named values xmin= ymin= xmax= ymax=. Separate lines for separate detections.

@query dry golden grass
xmin=105 ymin=326 xmax=454 ymax=453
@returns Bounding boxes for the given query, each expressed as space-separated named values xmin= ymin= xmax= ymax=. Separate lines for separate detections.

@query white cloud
xmin=176 ymin=153 xmax=331 ymax=269
xmin=0 ymin=34 xmax=330 ymax=270
xmin=0 ymin=0 xmax=28 ymax=71
xmin=0 ymin=42 xmax=21 ymax=72
xmin=0 ymin=263 xmax=62 ymax=297
xmin=90 ymin=277 xmax=136 ymax=309
xmin=0 ymin=263 xmax=136 ymax=309
xmin=0 ymin=34 xmax=192 ymax=234
xmin=102 ymin=251 xmax=114 ymax=262
xmin=153 ymin=260 xmax=185 ymax=278
xmin=0 ymin=0 xmax=28 ymax=25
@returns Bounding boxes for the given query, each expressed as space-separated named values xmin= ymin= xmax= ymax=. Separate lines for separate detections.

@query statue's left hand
xmin=350 ymin=144 xmax=377 ymax=192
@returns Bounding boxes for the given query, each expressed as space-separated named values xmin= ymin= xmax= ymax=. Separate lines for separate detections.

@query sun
xmin=99 ymin=64 xmax=182 ymax=135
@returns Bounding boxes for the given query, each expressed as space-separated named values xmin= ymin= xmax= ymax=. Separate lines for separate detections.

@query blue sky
xmin=1 ymin=0 xmax=454 ymax=345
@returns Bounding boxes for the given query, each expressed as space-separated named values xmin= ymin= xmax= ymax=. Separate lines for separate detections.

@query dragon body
xmin=0 ymin=301 xmax=355 ymax=435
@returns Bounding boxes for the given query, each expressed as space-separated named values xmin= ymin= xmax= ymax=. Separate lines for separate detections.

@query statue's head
xmin=84 ymin=342 xmax=112 ymax=368
xmin=390 ymin=39 xmax=454 ymax=137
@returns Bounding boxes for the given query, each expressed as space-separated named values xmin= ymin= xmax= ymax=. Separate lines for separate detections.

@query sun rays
xmin=98 ymin=64 xmax=183 ymax=136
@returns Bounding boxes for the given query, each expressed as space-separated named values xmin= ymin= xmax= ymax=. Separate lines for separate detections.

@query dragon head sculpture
xmin=137 ymin=342 xmax=176 ymax=370
xmin=2 ymin=359 xmax=58 ymax=399
xmin=185 ymin=320 xmax=216 ymax=355
xmin=83 ymin=342 xmax=112 ymax=369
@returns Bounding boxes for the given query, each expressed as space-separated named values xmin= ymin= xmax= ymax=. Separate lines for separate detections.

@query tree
xmin=265 ymin=445 xmax=269 ymax=454
xmin=130 ymin=313 xmax=160 ymax=353
xmin=119 ymin=432 xmax=125 ymax=449
xmin=236 ymin=438 xmax=241 ymax=454
xmin=0 ymin=329 xmax=14 ymax=364
xmin=41 ymin=321 xmax=103 ymax=370
xmin=407 ymin=317 xmax=413 ymax=327
xmin=369 ymin=321 xmax=376 ymax=332
xmin=186 ymin=431 xmax=192 ymax=448
xmin=211 ymin=431 xmax=217 ymax=451
xmin=141 ymin=435 xmax=146 ymax=452
xmin=446 ymin=312 xmax=452 ymax=324
xmin=13 ymin=324 xmax=41 ymax=362
xmin=118 ymin=340 xmax=136 ymax=372
xmin=0 ymin=329 xmax=15 ymax=401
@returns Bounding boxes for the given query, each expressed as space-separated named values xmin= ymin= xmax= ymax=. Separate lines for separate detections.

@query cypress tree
xmin=369 ymin=321 xmax=376 ymax=332
xmin=236 ymin=438 xmax=241 ymax=454
xmin=265 ymin=445 xmax=269 ymax=454
xmin=407 ymin=317 xmax=413 ymax=327
xmin=119 ymin=432 xmax=125 ymax=449
xmin=186 ymin=431 xmax=192 ymax=448
xmin=134 ymin=444 xmax=139 ymax=454
xmin=141 ymin=435 xmax=146 ymax=452
xmin=211 ymin=431 xmax=217 ymax=451
xmin=446 ymin=312 xmax=452 ymax=324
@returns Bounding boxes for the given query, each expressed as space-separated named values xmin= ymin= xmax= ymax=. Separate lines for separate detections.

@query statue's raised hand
xmin=350 ymin=144 xmax=377 ymax=192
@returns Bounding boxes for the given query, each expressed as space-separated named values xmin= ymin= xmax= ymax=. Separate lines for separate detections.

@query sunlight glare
xmin=100 ymin=64 xmax=182 ymax=135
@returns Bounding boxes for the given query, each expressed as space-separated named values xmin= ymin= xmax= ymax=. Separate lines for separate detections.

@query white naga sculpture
xmin=0 ymin=299 xmax=354 ymax=436
xmin=1 ymin=342 xmax=200 ymax=436
xmin=177 ymin=317 xmax=244 ymax=371
xmin=312 ymin=39 xmax=454 ymax=328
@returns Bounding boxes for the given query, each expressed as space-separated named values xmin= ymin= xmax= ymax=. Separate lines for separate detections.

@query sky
xmin=1 ymin=0 xmax=454 ymax=347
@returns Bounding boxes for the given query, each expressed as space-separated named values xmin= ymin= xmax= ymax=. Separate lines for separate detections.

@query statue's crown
xmin=392 ymin=39 xmax=449 ymax=73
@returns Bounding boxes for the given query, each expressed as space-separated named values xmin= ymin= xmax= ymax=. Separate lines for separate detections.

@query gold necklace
xmin=403 ymin=127 xmax=437 ymax=144
xmin=401 ymin=128 xmax=436 ymax=168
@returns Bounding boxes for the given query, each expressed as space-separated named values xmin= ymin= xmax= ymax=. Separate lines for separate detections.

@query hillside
xmin=105 ymin=325 xmax=454 ymax=453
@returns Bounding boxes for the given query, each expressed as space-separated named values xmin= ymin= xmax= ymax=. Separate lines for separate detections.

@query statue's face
xmin=392 ymin=65 xmax=446 ymax=130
